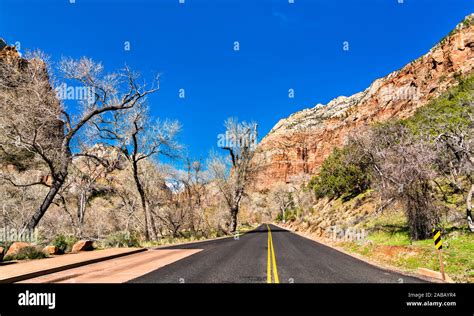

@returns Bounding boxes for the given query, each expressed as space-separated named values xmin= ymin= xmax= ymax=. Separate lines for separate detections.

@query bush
xmin=3 ymin=246 xmax=46 ymax=261
xmin=284 ymin=209 xmax=297 ymax=222
xmin=276 ymin=209 xmax=298 ymax=223
xmin=102 ymin=231 xmax=140 ymax=248
xmin=309 ymin=146 xmax=371 ymax=200
xmin=52 ymin=234 xmax=79 ymax=253
xmin=275 ymin=213 xmax=283 ymax=222
xmin=403 ymin=75 xmax=474 ymax=137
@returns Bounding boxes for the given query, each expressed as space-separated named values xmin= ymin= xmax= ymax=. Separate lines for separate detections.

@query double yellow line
xmin=266 ymin=224 xmax=279 ymax=283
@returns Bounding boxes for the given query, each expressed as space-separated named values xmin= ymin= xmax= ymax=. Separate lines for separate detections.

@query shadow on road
xmin=243 ymin=227 xmax=286 ymax=234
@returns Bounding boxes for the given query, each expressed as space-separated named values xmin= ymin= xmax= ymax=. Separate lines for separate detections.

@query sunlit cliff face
xmin=252 ymin=18 xmax=474 ymax=191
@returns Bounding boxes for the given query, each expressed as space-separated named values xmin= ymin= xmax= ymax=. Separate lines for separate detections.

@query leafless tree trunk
xmin=349 ymin=124 xmax=440 ymax=240
xmin=0 ymin=52 xmax=159 ymax=231
xmin=68 ymin=146 xmax=119 ymax=236
xmin=91 ymin=103 xmax=181 ymax=240
xmin=269 ymin=184 xmax=294 ymax=223
xmin=211 ymin=118 xmax=259 ymax=233
xmin=132 ymin=157 xmax=157 ymax=240
xmin=28 ymin=179 xmax=64 ymax=230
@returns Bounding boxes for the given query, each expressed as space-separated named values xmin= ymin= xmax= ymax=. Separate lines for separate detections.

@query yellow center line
xmin=269 ymin=227 xmax=280 ymax=283
xmin=267 ymin=227 xmax=272 ymax=283
xmin=266 ymin=224 xmax=280 ymax=284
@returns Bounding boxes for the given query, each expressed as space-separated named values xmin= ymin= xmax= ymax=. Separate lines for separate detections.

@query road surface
xmin=131 ymin=224 xmax=425 ymax=283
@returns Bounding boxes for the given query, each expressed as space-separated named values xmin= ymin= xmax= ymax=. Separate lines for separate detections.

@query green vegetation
xmin=337 ymin=181 xmax=474 ymax=282
xmin=403 ymin=75 xmax=474 ymax=136
xmin=341 ymin=227 xmax=474 ymax=282
xmin=141 ymin=223 xmax=257 ymax=247
xmin=52 ymin=234 xmax=79 ymax=253
xmin=101 ymin=231 xmax=141 ymax=248
xmin=276 ymin=208 xmax=298 ymax=223
xmin=309 ymin=74 xmax=474 ymax=240
xmin=3 ymin=246 xmax=46 ymax=261
xmin=309 ymin=146 xmax=370 ymax=200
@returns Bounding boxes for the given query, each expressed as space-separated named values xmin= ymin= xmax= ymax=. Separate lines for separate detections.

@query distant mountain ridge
xmin=252 ymin=14 xmax=474 ymax=190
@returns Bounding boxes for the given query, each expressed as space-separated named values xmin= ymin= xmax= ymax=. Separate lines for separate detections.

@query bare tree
xmin=269 ymin=183 xmax=294 ymax=223
xmin=0 ymin=52 xmax=158 ymax=231
xmin=91 ymin=104 xmax=181 ymax=240
xmin=210 ymin=118 xmax=258 ymax=232
xmin=350 ymin=124 xmax=440 ymax=240
xmin=288 ymin=173 xmax=315 ymax=219
xmin=64 ymin=144 xmax=122 ymax=236
xmin=434 ymin=114 xmax=474 ymax=232
xmin=247 ymin=191 xmax=271 ymax=223
xmin=166 ymin=159 xmax=209 ymax=235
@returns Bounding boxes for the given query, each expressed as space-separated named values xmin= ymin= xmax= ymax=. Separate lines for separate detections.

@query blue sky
xmin=1 ymin=0 xmax=473 ymax=162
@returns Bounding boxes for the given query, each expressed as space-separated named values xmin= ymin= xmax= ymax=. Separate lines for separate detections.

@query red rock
xmin=5 ymin=242 xmax=31 ymax=257
xmin=71 ymin=240 xmax=94 ymax=253
xmin=252 ymin=21 xmax=474 ymax=190
xmin=42 ymin=245 xmax=60 ymax=255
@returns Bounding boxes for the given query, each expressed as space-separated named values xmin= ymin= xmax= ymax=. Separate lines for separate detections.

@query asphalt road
xmin=131 ymin=224 xmax=426 ymax=283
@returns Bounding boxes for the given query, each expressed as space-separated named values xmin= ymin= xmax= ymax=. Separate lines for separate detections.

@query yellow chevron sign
xmin=433 ymin=229 xmax=442 ymax=250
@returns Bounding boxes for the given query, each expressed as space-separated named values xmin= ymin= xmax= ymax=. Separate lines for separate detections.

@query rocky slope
xmin=0 ymin=41 xmax=63 ymax=172
xmin=253 ymin=15 xmax=474 ymax=190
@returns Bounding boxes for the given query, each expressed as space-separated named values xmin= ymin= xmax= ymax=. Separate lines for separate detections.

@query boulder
xmin=5 ymin=242 xmax=31 ymax=257
xmin=42 ymin=245 xmax=60 ymax=255
xmin=71 ymin=240 xmax=94 ymax=253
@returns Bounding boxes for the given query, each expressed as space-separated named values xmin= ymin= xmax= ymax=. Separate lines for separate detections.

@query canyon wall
xmin=253 ymin=15 xmax=474 ymax=190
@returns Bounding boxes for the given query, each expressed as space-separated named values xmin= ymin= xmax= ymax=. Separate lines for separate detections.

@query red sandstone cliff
xmin=253 ymin=15 xmax=474 ymax=190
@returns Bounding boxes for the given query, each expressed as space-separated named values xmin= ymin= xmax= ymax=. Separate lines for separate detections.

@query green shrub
xmin=276 ymin=209 xmax=298 ymax=222
xmin=403 ymin=75 xmax=473 ymax=137
xmin=275 ymin=213 xmax=283 ymax=222
xmin=52 ymin=234 xmax=78 ymax=253
xmin=309 ymin=147 xmax=370 ymax=200
xmin=3 ymin=246 xmax=46 ymax=261
xmin=102 ymin=231 xmax=140 ymax=248
xmin=284 ymin=210 xmax=297 ymax=222
xmin=309 ymin=75 xmax=473 ymax=202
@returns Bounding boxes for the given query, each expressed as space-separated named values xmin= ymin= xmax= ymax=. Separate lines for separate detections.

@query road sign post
xmin=433 ymin=229 xmax=445 ymax=281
